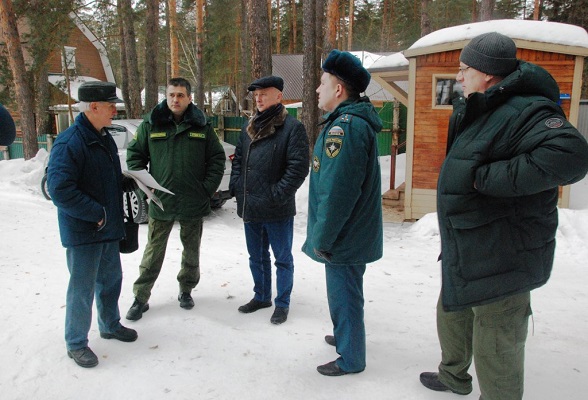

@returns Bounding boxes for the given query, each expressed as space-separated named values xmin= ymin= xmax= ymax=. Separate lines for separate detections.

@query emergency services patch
xmin=328 ymin=126 xmax=345 ymax=136
xmin=545 ymin=118 xmax=564 ymax=129
xmin=189 ymin=132 xmax=206 ymax=139
xmin=313 ymin=156 xmax=320 ymax=172
xmin=150 ymin=132 xmax=167 ymax=139
xmin=325 ymin=137 xmax=342 ymax=158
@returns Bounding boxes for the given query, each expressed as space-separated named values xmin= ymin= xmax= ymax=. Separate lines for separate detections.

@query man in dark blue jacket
xmin=47 ymin=81 xmax=138 ymax=368
xmin=420 ymin=32 xmax=588 ymax=399
xmin=303 ymin=50 xmax=383 ymax=376
xmin=230 ymin=76 xmax=309 ymax=325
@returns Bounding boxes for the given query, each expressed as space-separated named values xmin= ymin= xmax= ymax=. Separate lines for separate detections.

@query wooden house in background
xmin=0 ymin=12 xmax=117 ymax=136
xmin=369 ymin=19 xmax=588 ymax=221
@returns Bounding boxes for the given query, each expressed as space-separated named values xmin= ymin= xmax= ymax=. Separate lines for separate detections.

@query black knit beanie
xmin=460 ymin=32 xmax=517 ymax=76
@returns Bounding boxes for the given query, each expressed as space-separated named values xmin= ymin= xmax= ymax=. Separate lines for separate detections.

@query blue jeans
xmin=65 ymin=241 xmax=123 ymax=350
xmin=325 ymin=263 xmax=366 ymax=373
xmin=244 ymin=218 xmax=294 ymax=308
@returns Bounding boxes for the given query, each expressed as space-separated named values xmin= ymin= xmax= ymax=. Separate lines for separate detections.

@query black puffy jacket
xmin=229 ymin=107 xmax=309 ymax=222
xmin=438 ymin=61 xmax=588 ymax=311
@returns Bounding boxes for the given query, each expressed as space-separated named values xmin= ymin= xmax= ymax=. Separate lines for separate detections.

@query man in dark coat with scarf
xmin=47 ymin=81 xmax=138 ymax=368
xmin=419 ymin=32 xmax=588 ymax=399
xmin=230 ymin=76 xmax=309 ymax=325
xmin=303 ymin=50 xmax=383 ymax=376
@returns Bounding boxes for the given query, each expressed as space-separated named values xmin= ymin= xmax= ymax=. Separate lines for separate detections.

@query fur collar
xmin=246 ymin=106 xmax=289 ymax=141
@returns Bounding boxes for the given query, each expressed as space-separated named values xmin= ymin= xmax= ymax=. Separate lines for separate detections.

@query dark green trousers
xmin=436 ymin=291 xmax=532 ymax=400
xmin=133 ymin=217 xmax=203 ymax=303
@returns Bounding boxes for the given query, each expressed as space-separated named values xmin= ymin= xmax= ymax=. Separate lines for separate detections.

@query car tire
xmin=41 ymin=174 xmax=51 ymax=200
xmin=124 ymin=189 xmax=148 ymax=223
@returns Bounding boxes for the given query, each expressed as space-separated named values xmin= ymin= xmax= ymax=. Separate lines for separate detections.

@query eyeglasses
xmin=458 ymin=66 xmax=471 ymax=74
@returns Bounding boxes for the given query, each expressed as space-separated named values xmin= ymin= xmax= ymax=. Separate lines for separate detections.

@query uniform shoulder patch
xmin=545 ymin=118 xmax=564 ymax=129
xmin=325 ymin=137 xmax=342 ymax=158
xmin=328 ymin=125 xmax=345 ymax=136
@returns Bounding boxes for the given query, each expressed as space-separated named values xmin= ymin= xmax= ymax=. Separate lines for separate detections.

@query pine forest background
xmin=1 ymin=0 xmax=588 ymax=159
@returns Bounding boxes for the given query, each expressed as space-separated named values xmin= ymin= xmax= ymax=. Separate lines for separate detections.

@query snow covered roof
xmin=368 ymin=52 xmax=409 ymax=72
xmin=369 ymin=19 xmax=588 ymax=71
xmin=405 ymin=19 xmax=588 ymax=57
xmin=48 ymin=75 xmax=124 ymax=103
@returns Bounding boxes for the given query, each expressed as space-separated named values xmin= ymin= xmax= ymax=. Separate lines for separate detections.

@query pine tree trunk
xmin=144 ymin=0 xmax=159 ymax=111
xmin=325 ymin=0 xmax=338 ymax=57
xmin=118 ymin=4 xmax=132 ymax=110
xmin=239 ymin=0 xmax=250 ymax=114
xmin=420 ymin=0 xmax=431 ymax=36
xmin=0 ymin=0 xmax=38 ymax=159
xmin=196 ymin=0 xmax=205 ymax=109
xmin=291 ymin=0 xmax=297 ymax=53
xmin=34 ymin=62 xmax=51 ymax=138
xmin=479 ymin=0 xmax=495 ymax=21
xmin=119 ymin=0 xmax=143 ymax=118
xmin=533 ymin=0 xmax=542 ymax=20
xmin=169 ymin=0 xmax=180 ymax=78
xmin=347 ymin=0 xmax=354 ymax=50
xmin=249 ymin=0 xmax=272 ymax=79
xmin=276 ymin=0 xmax=281 ymax=54
xmin=302 ymin=0 xmax=320 ymax=150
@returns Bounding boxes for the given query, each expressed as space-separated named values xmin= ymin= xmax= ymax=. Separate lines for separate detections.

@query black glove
xmin=122 ymin=176 xmax=139 ymax=193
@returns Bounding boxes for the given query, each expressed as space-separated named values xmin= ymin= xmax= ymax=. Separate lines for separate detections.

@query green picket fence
xmin=1 ymin=135 xmax=50 ymax=160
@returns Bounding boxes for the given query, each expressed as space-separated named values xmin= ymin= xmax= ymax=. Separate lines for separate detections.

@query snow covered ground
xmin=0 ymin=150 xmax=586 ymax=400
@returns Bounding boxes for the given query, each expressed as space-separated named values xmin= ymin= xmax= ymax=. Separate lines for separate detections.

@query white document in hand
xmin=122 ymin=169 xmax=174 ymax=211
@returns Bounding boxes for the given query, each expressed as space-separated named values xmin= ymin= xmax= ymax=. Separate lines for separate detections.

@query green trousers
xmin=133 ymin=217 xmax=203 ymax=303
xmin=436 ymin=291 xmax=532 ymax=400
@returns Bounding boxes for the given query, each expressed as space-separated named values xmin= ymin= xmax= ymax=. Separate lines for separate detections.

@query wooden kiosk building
xmin=369 ymin=20 xmax=588 ymax=221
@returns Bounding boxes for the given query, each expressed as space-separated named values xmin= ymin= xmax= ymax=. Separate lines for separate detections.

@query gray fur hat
xmin=78 ymin=81 xmax=123 ymax=103
xmin=460 ymin=32 xmax=518 ymax=76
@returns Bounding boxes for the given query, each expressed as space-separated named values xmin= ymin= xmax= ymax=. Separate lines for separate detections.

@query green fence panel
xmin=286 ymin=107 xmax=298 ymax=118
xmin=374 ymin=102 xmax=407 ymax=156
xmin=206 ymin=104 xmax=406 ymax=156
xmin=4 ymin=135 xmax=49 ymax=160
xmin=224 ymin=130 xmax=241 ymax=146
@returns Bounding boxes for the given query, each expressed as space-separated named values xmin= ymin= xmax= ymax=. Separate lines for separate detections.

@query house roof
xmin=369 ymin=20 xmax=588 ymax=72
xmin=272 ymin=54 xmax=304 ymax=101
xmin=69 ymin=12 xmax=116 ymax=83
xmin=272 ymin=52 xmax=399 ymax=102
xmin=404 ymin=19 xmax=588 ymax=58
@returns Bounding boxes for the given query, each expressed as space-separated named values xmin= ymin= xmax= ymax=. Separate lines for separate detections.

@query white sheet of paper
xmin=123 ymin=169 xmax=174 ymax=194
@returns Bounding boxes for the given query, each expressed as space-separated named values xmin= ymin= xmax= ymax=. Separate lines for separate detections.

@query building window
xmin=433 ymin=75 xmax=463 ymax=108
xmin=62 ymin=46 xmax=76 ymax=74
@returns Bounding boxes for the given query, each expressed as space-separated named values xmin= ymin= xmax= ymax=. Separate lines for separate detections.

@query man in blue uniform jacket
xmin=303 ymin=50 xmax=384 ymax=376
xmin=47 ymin=82 xmax=138 ymax=368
